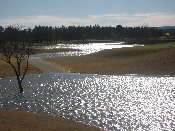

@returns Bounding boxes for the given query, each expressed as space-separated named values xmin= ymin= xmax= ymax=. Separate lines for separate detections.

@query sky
xmin=0 ymin=0 xmax=175 ymax=28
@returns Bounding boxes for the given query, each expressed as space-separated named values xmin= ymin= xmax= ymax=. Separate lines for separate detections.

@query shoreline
xmin=0 ymin=108 xmax=100 ymax=131
xmin=44 ymin=42 xmax=175 ymax=77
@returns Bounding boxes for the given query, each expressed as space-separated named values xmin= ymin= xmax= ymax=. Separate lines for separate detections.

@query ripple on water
xmin=0 ymin=73 xmax=175 ymax=130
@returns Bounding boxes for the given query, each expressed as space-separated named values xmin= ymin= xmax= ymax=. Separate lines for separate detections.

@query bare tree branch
xmin=0 ymin=42 xmax=32 ymax=93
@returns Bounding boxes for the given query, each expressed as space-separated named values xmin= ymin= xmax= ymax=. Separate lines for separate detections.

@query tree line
xmin=1 ymin=24 xmax=172 ymax=44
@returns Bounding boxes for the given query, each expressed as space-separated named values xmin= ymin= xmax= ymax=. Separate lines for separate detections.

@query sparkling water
xmin=0 ymin=73 xmax=175 ymax=130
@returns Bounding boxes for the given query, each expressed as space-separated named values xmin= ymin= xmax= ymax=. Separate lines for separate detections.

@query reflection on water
xmin=32 ymin=42 xmax=137 ymax=58
xmin=0 ymin=73 xmax=175 ymax=130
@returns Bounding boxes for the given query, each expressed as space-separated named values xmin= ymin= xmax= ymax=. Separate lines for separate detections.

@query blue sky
xmin=0 ymin=0 xmax=175 ymax=27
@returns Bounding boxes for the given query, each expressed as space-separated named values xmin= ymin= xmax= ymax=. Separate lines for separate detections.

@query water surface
xmin=32 ymin=42 xmax=138 ymax=58
xmin=0 ymin=73 xmax=175 ymax=130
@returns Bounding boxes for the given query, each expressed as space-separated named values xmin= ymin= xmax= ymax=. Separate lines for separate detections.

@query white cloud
xmin=0 ymin=15 xmax=94 ymax=27
xmin=127 ymin=13 xmax=175 ymax=27
xmin=0 ymin=13 xmax=175 ymax=27
xmin=88 ymin=13 xmax=175 ymax=27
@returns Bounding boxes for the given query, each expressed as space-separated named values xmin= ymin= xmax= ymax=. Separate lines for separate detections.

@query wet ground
xmin=0 ymin=73 xmax=175 ymax=130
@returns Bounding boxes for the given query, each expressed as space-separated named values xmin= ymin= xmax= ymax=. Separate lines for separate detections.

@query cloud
xmin=88 ymin=13 xmax=175 ymax=27
xmin=0 ymin=13 xmax=175 ymax=27
xmin=0 ymin=15 xmax=94 ymax=27
xmin=127 ymin=13 xmax=175 ymax=27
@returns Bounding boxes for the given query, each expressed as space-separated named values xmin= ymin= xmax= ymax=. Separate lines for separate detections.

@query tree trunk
xmin=17 ymin=76 xmax=23 ymax=93
xmin=19 ymin=82 xmax=23 ymax=93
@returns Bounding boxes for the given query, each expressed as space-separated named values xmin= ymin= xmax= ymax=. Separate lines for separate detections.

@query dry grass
xmin=0 ymin=58 xmax=42 ymax=78
xmin=45 ymin=42 xmax=175 ymax=76
xmin=0 ymin=109 xmax=100 ymax=131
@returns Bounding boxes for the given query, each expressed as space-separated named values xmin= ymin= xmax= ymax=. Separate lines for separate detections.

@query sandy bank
xmin=0 ymin=108 xmax=100 ymax=131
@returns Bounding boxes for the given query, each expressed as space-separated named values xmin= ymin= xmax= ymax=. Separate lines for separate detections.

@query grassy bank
xmin=44 ymin=42 xmax=175 ymax=76
xmin=0 ymin=109 xmax=100 ymax=131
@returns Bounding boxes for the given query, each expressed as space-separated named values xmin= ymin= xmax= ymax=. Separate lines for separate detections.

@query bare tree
xmin=0 ymin=42 xmax=32 ymax=93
